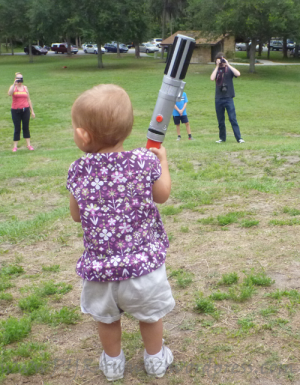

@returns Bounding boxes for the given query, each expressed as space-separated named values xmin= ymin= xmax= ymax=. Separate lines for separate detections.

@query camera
xmin=16 ymin=78 xmax=23 ymax=83
xmin=221 ymin=83 xmax=228 ymax=93
xmin=220 ymin=58 xmax=226 ymax=64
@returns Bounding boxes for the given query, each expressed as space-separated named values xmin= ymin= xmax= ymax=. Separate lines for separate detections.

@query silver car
xmin=139 ymin=43 xmax=159 ymax=53
xmin=85 ymin=44 xmax=105 ymax=54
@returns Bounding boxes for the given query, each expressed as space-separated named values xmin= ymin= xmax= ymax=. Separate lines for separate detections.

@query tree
xmin=149 ymin=0 xmax=188 ymax=58
xmin=82 ymin=0 xmax=116 ymax=68
xmin=0 ymin=0 xmax=31 ymax=56
xmin=187 ymin=0 xmax=300 ymax=73
xmin=123 ymin=0 xmax=149 ymax=58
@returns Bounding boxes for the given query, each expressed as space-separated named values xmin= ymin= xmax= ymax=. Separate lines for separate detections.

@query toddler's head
xmin=72 ymin=84 xmax=133 ymax=150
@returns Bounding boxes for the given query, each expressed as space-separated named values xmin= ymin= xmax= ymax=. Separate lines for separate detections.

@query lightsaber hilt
xmin=146 ymin=34 xmax=195 ymax=149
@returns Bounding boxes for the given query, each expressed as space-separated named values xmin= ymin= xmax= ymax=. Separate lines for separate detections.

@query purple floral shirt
xmin=67 ymin=148 xmax=169 ymax=282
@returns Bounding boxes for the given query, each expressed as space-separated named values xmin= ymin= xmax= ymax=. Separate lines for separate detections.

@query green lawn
xmin=0 ymin=53 xmax=300 ymax=385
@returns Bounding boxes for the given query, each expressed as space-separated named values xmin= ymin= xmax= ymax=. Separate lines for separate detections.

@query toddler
xmin=67 ymin=84 xmax=175 ymax=381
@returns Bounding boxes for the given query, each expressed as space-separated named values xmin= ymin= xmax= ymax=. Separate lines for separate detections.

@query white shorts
xmin=80 ymin=264 xmax=175 ymax=324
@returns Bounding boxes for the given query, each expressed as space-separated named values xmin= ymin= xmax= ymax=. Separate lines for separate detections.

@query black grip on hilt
xmin=164 ymin=35 xmax=196 ymax=80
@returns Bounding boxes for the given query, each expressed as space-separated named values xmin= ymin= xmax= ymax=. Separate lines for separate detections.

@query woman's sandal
xmin=27 ymin=145 xmax=34 ymax=151
xmin=12 ymin=147 xmax=17 ymax=152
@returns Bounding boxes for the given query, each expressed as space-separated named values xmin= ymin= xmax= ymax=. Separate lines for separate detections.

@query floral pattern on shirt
xmin=66 ymin=148 xmax=169 ymax=282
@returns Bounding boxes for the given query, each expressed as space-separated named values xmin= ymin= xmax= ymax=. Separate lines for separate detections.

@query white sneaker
xmin=144 ymin=343 xmax=173 ymax=378
xmin=238 ymin=139 xmax=245 ymax=143
xmin=99 ymin=350 xmax=125 ymax=381
xmin=216 ymin=139 xmax=224 ymax=143
xmin=176 ymin=136 xmax=181 ymax=141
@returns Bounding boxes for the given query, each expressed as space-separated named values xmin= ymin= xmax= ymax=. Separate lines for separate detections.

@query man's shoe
xmin=176 ymin=136 xmax=181 ymax=141
xmin=216 ymin=139 xmax=224 ymax=143
xmin=238 ymin=139 xmax=245 ymax=143
xmin=188 ymin=136 xmax=194 ymax=140
xmin=144 ymin=344 xmax=173 ymax=378
xmin=99 ymin=350 xmax=125 ymax=381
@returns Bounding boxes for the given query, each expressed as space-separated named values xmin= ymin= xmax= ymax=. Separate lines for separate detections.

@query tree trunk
xmin=97 ymin=39 xmax=104 ymax=68
xmin=161 ymin=0 xmax=166 ymax=59
xmin=66 ymin=36 xmax=71 ymax=56
xmin=117 ymin=42 xmax=120 ymax=58
xmin=76 ymin=37 xmax=78 ymax=47
xmin=267 ymin=39 xmax=270 ymax=60
xmin=283 ymin=38 xmax=287 ymax=58
xmin=11 ymin=38 xmax=14 ymax=55
xmin=246 ymin=42 xmax=250 ymax=59
xmin=134 ymin=43 xmax=140 ymax=58
xmin=29 ymin=39 xmax=33 ymax=63
xmin=249 ymin=38 xmax=256 ymax=73
xmin=258 ymin=41 xmax=262 ymax=57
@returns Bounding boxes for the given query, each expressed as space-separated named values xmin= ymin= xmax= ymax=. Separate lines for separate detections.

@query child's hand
xmin=150 ymin=145 xmax=167 ymax=163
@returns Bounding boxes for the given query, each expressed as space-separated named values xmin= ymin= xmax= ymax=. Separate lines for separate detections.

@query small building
xmin=161 ymin=31 xmax=235 ymax=64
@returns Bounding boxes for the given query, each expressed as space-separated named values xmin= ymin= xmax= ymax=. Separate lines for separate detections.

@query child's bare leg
xmin=185 ymin=122 xmax=191 ymax=135
xmin=98 ymin=320 xmax=122 ymax=357
xmin=176 ymin=125 xmax=181 ymax=136
xmin=140 ymin=319 xmax=163 ymax=355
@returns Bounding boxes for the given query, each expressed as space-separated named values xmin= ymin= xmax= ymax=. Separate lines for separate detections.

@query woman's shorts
xmin=81 ymin=264 xmax=175 ymax=324
xmin=173 ymin=115 xmax=189 ymax=125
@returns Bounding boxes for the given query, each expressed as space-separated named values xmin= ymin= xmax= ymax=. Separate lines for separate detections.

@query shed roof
xmin=161 ymin=31 xmax=227 ymax=46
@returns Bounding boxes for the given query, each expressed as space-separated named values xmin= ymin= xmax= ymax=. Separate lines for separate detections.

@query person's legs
xmin=98 ymin=320 xmax=122 ymax=357
xmin=98 ymin=320 xmax=125 ymax=381
xmin=21 ymin=109 xmax=33 ymax=149
xmin=140 ymin=319 xmax=173 ymax=377
xmin=215 ymin=99 xmax=226 ymax=141
xmin=185 ymin=122 xmax=191 ymax=135
xmin=140 ymin=319 xmax=163 ymax=355
xmin=176 ymin=124 xmax=181 ymax=136
xmin=11 ymin=109 xmax=21 ymax=149
xmin=225 ymin=98 xmax=242 ymax=142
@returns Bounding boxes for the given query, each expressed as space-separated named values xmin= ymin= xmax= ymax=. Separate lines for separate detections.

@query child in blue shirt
xmin=173 ymin=91 xmax=193 ymax=141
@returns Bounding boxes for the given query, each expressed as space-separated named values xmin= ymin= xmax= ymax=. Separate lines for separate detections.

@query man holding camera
xmin=210 ymin=52 xmax=244 ymax=143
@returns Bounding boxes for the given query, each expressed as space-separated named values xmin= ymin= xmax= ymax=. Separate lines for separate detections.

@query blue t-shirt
xmin=173 ymin=92 xmax=188 ymax=116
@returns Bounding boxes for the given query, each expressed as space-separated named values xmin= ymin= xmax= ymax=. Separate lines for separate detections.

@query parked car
xmin=51 ymin=43 xmax=78 ymax=54
xmin=82 ymin=42 xmax=94 ymax=51
xmin=235 ymin=41 xmax=259 ymax=51
xmin=269 ymin=40 xmax=283 ymax=51
xmin=104 ymin=43 xmax=128 ymax=53
xmin=150 ymin=38 xmax=162 ymax=47
xmin=24 ymin=45 xmax=48 ymax=55
xmin=287 ymin=39 xmax=295 ymax=50
xmin=85 ymin=44 xmax=105 ymax=54
xmin=126 ymin=42 xmax=134 ymax=48
xmin=139 ymin=42 xmax=159 ymax=53
xmin=235 ymin=42 xmax=247 ymax=51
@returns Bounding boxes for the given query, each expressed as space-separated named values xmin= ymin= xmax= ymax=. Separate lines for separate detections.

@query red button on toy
xmin=156 ymin=115 xmax=163 ymax=123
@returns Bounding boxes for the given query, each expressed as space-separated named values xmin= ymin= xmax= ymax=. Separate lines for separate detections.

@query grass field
xmin=0 ymin=53 xmax=300 ymax=385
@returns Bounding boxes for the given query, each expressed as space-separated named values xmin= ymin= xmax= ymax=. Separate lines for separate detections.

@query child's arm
xmin=181 ymin=102 xmax=187 ymax=115
xmin=70 ymin=194 xmax=81 ymax=222
xmin=150 ymin=146 xmax=171 ymax=204
xmin=174 ymin=105 xmax=181 ymax=113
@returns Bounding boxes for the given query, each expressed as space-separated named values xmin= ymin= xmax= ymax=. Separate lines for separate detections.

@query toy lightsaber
xmin=146 ymin=34 xmax=196 ymax=149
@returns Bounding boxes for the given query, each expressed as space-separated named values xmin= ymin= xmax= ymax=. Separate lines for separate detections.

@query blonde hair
xmin=15 ymin=72 xmax=22 ymax=77
xmin=72 ymin=84 xmax=133 ymax=148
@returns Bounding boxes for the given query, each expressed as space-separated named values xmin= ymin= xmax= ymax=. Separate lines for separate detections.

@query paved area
xmin=209 ymin=59 xmax=300 ymax=66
